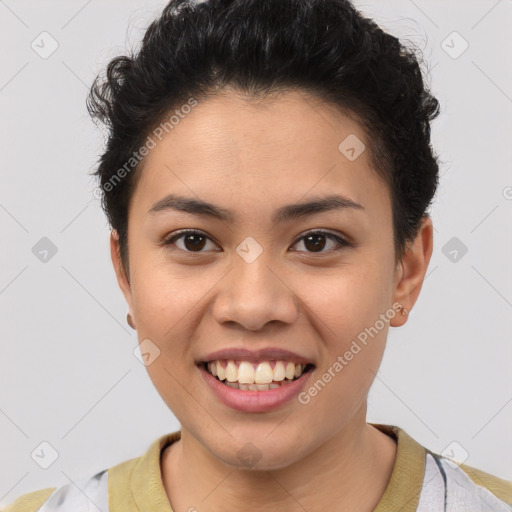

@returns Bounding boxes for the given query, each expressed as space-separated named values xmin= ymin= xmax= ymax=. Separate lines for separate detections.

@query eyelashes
xmin=291 ymin=231 xmax=350 ymax=253
xmin=163 ymin=229 xmax=221 ymax=253
xmin=162 ymin=229 xmax=351 ymax=255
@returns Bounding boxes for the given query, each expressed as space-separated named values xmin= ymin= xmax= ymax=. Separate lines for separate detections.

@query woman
xmin=5 ymin=0 xmax=511 ymax=510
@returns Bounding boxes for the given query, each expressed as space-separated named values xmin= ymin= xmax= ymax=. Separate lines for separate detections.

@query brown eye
xmin=181 ymin=233 xmax=207 ymax=251
xmin=163 ymin=230 xmax=220 ymax=252
xmin=163 ymin=229 xmax=349 ymax=254
xmin=291 ymin=231 xmax=349 ymax=253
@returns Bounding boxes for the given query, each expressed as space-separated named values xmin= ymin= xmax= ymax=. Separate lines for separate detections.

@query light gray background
xmin=1 ymin=0 xmax=511 ymax=506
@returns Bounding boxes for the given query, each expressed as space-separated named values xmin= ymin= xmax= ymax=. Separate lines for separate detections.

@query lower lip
xmin=199 ymin=364 xmax=314 ymax=413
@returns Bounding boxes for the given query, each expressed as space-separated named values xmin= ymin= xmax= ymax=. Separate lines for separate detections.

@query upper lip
xmin=198 ymin=347 xmax=314 ymax=366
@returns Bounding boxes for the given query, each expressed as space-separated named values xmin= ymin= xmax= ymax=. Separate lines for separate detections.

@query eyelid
xmin=162 ymin=228 xmax=221 ymax=249
xmin=162 ymin=228 xmax=351 ymax=253
xmin=291 ymin=228 xmax=350 ymax=247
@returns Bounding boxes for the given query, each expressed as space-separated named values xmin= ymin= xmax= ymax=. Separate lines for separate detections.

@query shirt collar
xmin=109 ymin=424 xmax=426 ymax=512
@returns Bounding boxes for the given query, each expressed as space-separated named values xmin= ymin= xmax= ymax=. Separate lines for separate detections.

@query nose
xmin=212 ymin=255 xmax=299 ymax=332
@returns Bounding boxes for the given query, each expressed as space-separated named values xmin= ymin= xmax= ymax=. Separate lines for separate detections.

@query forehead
xmin=130 ymin=89 xmax=391 ymax=223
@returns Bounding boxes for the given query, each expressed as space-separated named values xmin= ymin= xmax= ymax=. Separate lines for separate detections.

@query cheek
xmin=142 ymin=357 xmax=191 ymax=423
xmin=130 ymin=260 xmax=209 ymax=338
xmin=299 ymin=354 xmax=380 ymax=433
xmin=304 ymin=261 xmax=392 ymax=337
xmin=301 ymin=264 xmax=392 ymax=400
xmin=300 ymin=302 xmax=391 ymax=423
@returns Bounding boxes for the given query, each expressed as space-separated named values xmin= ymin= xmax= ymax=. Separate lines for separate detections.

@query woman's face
xmin=112 ymin=89 xmax=429 ymax=469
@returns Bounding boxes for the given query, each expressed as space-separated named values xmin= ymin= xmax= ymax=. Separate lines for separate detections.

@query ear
xmin=390 ymin=215 xmax=434 ymax=327
xmin=110 ymin=229 xmax=135 ymax=323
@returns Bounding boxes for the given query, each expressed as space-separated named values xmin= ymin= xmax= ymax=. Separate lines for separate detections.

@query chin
xmin=205 ymin=430 xmax=309 ymax=471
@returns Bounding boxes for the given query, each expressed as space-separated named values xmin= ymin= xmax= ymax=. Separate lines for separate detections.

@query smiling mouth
xmin=199 ymin=360 xmax=315 ymax=391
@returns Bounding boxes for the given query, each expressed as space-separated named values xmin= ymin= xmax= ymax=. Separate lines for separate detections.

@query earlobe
xmin=390 ymin=215 xmax=434 ymax=327
xmin=126 ymin=313 xmax=136 ymax=329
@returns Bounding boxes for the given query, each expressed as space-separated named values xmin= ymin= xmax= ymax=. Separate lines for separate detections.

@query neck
xmin=161 ymin=412 xmax=396 ymax=512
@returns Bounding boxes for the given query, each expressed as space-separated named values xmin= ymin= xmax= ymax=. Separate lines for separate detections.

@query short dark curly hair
xmin=87 ymin=0 xmax=440 ymax=274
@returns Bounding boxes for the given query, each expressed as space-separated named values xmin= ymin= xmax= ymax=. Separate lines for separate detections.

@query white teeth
xmin=254 ymin=362 xmax=273 ymax=384
xmin=237 ymin=361 xmax=255 ymax=384
xmin=273 ymin=361 xmax=286 ymax=381
xmin=285 ymin=362 xmax=295 ymax=380
xmin=216 ymin=380 xmax=296 ymax=391
xmin=216 ymin=361 xmax=225 ymax=381
xmin=205 ymin=359 xmax=309 ymax=387
xmin=225 ymin=360 xmax=237 ymax=382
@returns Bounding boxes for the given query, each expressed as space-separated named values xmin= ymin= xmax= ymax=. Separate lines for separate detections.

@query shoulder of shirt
xmin=2 ymin=460 xmax=134 ymax=512
xmin=418 ymin=451 xmax=512 ymax=510
xmin=1 ymin=488 xmax=57 ymax=512
xmin=456 ymin=459 xmax=512 ymax=504
xmin=1 ymin=459 xmax=137 ymax=512
xmin=1 ymin=433 xmax=177 ymax=512
xmin=0 ymin=468 xmax=111 ymax=512
xmin=4 ymin=428 xmax=511 ymax=511
xmin=0 ymin=454 xmax=140 ymax=512
xmin=372 ymin=423 xmax=512 ymax=511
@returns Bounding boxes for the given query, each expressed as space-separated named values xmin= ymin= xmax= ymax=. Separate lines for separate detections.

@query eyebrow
xmin=148 ymin=193 xmax=365 ymax=224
